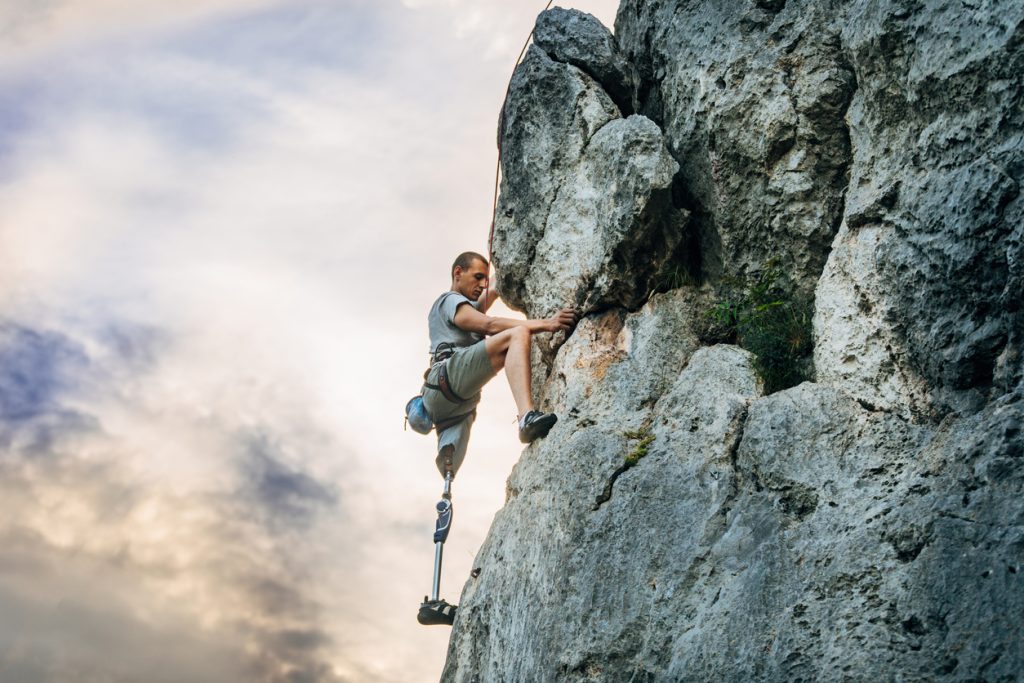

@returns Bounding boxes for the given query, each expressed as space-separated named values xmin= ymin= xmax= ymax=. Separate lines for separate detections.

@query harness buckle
xmin=432 ymin=342 xmax=457 ymax=364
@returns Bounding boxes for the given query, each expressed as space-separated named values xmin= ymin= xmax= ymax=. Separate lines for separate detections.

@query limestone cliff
xmin=444 ymin=2 xmax=1023 ymax=681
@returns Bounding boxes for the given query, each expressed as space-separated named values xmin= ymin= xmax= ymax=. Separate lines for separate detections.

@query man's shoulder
xmin=430 ymin=292 xmax=472 ymax=322
xmin=432 ymin=291 xmax=473 ymax=309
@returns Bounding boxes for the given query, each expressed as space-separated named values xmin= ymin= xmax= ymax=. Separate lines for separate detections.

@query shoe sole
xmin=519 ymin=414 xmax=558 ymax=443
xmin=418 ymin=602 xmax=457 ymax=626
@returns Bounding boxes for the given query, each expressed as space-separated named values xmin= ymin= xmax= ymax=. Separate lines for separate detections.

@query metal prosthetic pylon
xmin=417 ymin=452 xmax=458 ymax=626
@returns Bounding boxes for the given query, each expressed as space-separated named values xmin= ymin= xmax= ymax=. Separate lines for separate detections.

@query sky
xmin=0 ymin=0 xmax=620 ymax=681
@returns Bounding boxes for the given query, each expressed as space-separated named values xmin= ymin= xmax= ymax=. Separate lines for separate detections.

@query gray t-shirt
xmin=428 ymin=291 xmax=483 ymax=354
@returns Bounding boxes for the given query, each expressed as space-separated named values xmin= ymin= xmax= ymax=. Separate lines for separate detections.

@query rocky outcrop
xmin=616 ymin=0 xmax=857 ymax=296
xmin=493 ymin=41 xmax=691 ymax=321
xmin=525 ymin=114 xmax=683 ymax=317
xmin=444 ymin=351 xmax=1023 ymax=680
xmin=533 ymin=8 xmax=636 ymax=114
xmin=492 ymin=44 xmax=619 ymax=315
xmin=444 ymin=292 xmax=763 ymax=681
xmin=445 ymin=2 xmax=1024 ymax=681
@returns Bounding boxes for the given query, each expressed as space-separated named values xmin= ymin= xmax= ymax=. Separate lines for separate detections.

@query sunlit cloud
xmin=0 ymin=0 xmax=620 ymax=680
xmin=0 ymin=312 xmax=358 ymax=680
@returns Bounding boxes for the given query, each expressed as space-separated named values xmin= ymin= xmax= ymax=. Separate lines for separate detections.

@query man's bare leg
xmin=485 ymin=326 xmax=534 ymax=419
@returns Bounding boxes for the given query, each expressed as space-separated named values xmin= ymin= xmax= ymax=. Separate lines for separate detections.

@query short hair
xmin=451 ymin=251 xmax=488 ymax=279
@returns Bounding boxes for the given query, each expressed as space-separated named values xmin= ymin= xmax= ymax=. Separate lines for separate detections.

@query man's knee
xmin=487 ymin=326 xmax=529 ymax=355
xmin=486 ymin=326 xmax=530 ymax=371
xmin=438 ymin=445 xmax=455 ymax=477
xmin=509 ymin=325 xmax=530 ymax=345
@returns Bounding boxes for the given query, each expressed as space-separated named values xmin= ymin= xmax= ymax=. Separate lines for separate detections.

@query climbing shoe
xmin=418 ymin=598 xmax=457 ymax=626
xmin=518 ymin=410 xmax=557 ymax=443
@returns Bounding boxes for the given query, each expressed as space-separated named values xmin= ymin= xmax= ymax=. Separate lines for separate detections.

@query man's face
xmin=453 ymin=259 xmax=489 ymax=301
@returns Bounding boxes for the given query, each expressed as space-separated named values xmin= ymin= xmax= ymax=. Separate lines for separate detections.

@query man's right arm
xmin=453 ymin=303 xmax=578 ymax=337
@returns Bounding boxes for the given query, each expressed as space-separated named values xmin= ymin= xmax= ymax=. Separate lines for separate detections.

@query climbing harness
xmin=404 ymin=342 xmax=476 ymax=434
xmin=431 ymin=341 xmax=458 ymax=364
xmin=424 ymin=362 xmax=466 ymax=404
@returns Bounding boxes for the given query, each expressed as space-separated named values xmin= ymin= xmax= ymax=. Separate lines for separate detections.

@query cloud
xmin=0 ymin=0 xmax=623 ymax=679
xmin=0 ymin=316 xmax=357 ymax=682
xmin=0 ymin=0 xmax=284 ymax=66
xmin=238 ymin=431 xmax=340 ymax=531
xmin=0 ymin=323 xmax=95 ymax=452
xmin=0 ymin=586 xmax=249 ymax=683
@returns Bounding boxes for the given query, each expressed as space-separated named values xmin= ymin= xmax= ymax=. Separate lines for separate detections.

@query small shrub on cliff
xmin=707 ymin=267 xmax=813 ymax=394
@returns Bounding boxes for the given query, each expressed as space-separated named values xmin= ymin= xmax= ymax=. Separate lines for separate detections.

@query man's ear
xmin=452 ymin=266 xmax=462 ymax=281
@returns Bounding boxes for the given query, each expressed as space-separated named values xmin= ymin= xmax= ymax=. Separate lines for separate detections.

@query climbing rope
xmin=484 ymin=0 xmax=555 ymax=301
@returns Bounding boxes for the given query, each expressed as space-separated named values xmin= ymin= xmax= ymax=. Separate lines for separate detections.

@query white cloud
xmin=0 ymin=0 xmax=626 ymax=679
xmin=0 ymin=0 xmax=284 ymax=67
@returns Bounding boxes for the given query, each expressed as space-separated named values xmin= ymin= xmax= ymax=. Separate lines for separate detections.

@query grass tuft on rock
xmin=623 ymin=429 xmax=655 ymax=467
xmin=704 ymin=265 xmax=813 ymax=394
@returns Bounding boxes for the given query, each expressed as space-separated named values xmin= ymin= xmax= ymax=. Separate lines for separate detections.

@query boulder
xmin=494 ymin=46 xmax=688 ymax=322
xmin=533 ymin=7 xmax=636 ymax=114
xmin=491 ymin=45 xmax=619 ymax=313
xmin=523 ymin=114 xmax=684 ymax=318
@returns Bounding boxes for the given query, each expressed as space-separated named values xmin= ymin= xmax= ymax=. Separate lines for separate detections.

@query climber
xmin=422 ymin=251 xmax=579 ymax=477
xmin=415 ymin=251 xmax=578 ymax=626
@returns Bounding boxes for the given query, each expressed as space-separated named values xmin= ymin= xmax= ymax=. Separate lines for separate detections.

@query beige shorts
xmin=422 ymin=340 xmax=496 ymax=476
xmin=423 ymin=340 xmax=496 ymax=421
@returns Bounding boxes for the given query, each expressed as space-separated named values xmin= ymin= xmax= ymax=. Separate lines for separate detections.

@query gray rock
xmin=443 ymin=336 xmax=763 ymax=682
xmin=444 ymin=375 xmax=1024 ymax=681
xmin=724 ymin=386 xmax=1024 ymax=681
xmin=494 ymin=45 xmax=689 ymax=324
xmin=616 ymin=0 xmax=1022 ymax=416
xmin=524 ymin=114 xmax=684 ymax=318
xmin=492 ymin=45 xmax=620 ymax=314
xmin=444 ymin=1 xmax=1024 ymax=680
xmin=813 ymin=223 xmax=935 ymax=420
xmin=533 ymin=7 xmax=636 ymax=114
xmin=542 ymin=287 xmax=715 ymax=416
xmin=615 ymin=0 xmax=856 ymax=296
xmin=814 ymin=0 xmax=1024 ymax=417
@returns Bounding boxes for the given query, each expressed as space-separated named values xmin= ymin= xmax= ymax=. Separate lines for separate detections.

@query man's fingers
xmin=546 ymin=307 xmax=581 ymax=334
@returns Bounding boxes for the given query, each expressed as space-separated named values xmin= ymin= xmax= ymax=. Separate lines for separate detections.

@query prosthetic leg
xmin=417 ymin=451 xmax=457 ymax=626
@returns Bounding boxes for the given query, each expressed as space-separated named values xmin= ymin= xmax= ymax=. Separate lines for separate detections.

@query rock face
xmin=812 ymin=2 xmax=1024 ymax=419
xmin=492 ymin=44 xmax=618 ymax=315
xmin=615 ymin=0 xmax=857 ymax=296
xmin=525 ymin=114 xmax=682 ymax=317
xmin=444 ymin=3 xmax=1023 ymax=681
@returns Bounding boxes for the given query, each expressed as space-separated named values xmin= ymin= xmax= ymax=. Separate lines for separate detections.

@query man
xmin=423 ymin=251 xmax=578 ymax=476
